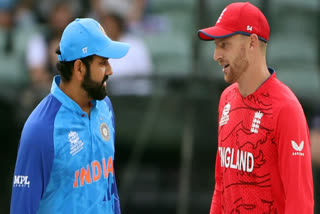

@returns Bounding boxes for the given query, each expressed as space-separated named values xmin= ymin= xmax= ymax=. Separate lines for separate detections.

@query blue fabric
xmin=10 ymin=95 xmax=60 ymax=214
xmin=11 ymin=75 xmax=121 ymax=214
xmin=58 ymin=18 xmax=130 ymax=61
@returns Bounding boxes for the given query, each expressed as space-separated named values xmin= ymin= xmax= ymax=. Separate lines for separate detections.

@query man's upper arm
xmin=10 ymin=121 xmax=54 ymax=214
xmin=276 ymin=102 xmax=314 ymax=213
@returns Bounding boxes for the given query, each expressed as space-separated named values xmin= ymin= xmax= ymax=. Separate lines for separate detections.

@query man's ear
xmin=73 ymin=59 xmax=85 ymax=81
xmin=249 ymin=34 xmax=259 ymax=50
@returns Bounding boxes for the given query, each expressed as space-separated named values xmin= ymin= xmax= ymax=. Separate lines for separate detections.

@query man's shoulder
xmin=268 ymin=77 xmax=304 ymax=117
xmin=269 ymin=77 xmax=301 ymax=106
xmin=29 ymin=94 xmax=61 ymax=120
xmin=220 ymin=83 xmax=238 ymax=99
xmin=100 ymin=96 xmax=114 ymax=110
xmin=96 ymin=96 xmax=114 ymax=115
xmin=22 ymin=94 xmax=62 ymax=140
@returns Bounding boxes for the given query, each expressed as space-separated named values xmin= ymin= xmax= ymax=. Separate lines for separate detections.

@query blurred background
xmin=0 ymin=0 xmax=319 ymax=213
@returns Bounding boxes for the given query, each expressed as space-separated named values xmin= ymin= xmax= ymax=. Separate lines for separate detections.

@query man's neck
xmin=59 ymin=81 xmax=92 ymax=116
xmin=237 ymin=64 xmax=270 ymax=97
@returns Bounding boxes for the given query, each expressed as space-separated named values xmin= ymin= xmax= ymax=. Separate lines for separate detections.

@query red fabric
xmin=210 ymin=73 xmax=314 ymax=213
xmin=198 ymin=2 xmax=270 ymax=42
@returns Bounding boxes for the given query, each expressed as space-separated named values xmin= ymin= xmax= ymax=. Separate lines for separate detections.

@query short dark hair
xmin=55 ymin=46 xmax=93 ymax=82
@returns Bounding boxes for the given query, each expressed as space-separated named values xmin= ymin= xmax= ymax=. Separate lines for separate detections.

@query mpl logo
xmin=13 ymin=175 xmax=30 ymax=188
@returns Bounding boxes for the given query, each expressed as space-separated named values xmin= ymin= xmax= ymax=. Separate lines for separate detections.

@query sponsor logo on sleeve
xmin=13 ymin=175 xmax=30 ymax=188
xmin=291 ymin=140 xmax=304 ymax=156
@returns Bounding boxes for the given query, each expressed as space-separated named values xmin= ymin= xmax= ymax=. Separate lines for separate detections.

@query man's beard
xmin=81 ymin=68 xmax=108 ymax=100
xmin=225 ymin=47 xmax=249 ymax=84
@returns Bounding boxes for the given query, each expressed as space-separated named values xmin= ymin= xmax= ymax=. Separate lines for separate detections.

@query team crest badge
xmin=250 ymin=111 xmax=263 ymax=133
xmin=100 ymin=123 xmax=110 ymax=141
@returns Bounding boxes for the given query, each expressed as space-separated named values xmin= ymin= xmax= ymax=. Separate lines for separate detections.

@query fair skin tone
xmin=213 ymin=34 xmax=270 ymax=97
xmin=59 ymin=55 xmax=113 ymax=116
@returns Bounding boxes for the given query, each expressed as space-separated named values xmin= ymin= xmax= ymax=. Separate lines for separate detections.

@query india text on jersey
xmin=73 ymin=156 xmax=114 ymax=188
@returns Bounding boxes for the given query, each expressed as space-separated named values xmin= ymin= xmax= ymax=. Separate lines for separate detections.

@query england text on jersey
xmin=218 ymin=147 xmax=254 ymax=172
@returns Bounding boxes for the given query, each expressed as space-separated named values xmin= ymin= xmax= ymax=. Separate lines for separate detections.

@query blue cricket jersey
xmin=11 ymin=76 xmax=121 ymax=214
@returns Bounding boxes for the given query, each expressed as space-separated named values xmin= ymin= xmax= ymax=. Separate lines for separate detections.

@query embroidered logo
xmin=251 ymin=111 xmax=263 ymax=133
xmin=82 ymin=47 xmax=88 ymax=54
xmin=292 ymin=141 xmax=304 ymax=156
xmin=247 ymin=25 xmax=253 ymax=31
xmin=219 ymin=103 xmax=231 ymax=126
xmin=69 ymin=131 xmax=84 ymax=156
xmin=217 ymin=8 xmax=227 ymax=23
xmin=100 ymin=123 xmax=110 ymax=141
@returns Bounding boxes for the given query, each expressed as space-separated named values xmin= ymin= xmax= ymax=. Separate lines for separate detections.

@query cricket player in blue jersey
xmin=10 ymin=18 xmax=130 ymax=214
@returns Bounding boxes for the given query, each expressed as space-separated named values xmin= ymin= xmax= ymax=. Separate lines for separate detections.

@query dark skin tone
xmin=59 ymin=55 xmax=113 ymax=117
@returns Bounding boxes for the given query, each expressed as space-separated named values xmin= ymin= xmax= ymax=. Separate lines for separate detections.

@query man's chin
xmin=87 ymin=89 xmax=107 ymax=101
xmin=224 ymin=75 xmax=232 ymax=84
xmin=96 ymin=92 xmax=107 ymax=100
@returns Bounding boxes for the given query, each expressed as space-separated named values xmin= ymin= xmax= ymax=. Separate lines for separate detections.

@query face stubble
xmin=224 ymin=45 xmax=249 ymax=84
xmin=81 ymin=65 xmax=108 ymax=100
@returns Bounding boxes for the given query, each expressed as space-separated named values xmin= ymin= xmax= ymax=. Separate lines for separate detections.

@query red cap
xmin=198 ymin=2 xmax=270 ymax=42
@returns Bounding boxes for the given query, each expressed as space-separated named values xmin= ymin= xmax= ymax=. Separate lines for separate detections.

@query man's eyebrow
xmin=214 ymin=38 xmax=227 ymax=45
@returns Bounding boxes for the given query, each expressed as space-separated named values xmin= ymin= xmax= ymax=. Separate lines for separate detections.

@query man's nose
xmin=213 ymin=48 xmax=222 ymax=62
xmin=106 ymin=67 xmax=113 ymax=76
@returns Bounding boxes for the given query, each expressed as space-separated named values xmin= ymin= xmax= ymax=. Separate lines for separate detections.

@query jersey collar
xmin=51 ymin=75 xmax=90 ymax=115
xmin=249 ymin=67 xmax=276 ymax=96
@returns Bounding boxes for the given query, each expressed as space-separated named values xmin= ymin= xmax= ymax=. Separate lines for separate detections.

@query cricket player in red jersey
xmin=198 ymin=2 xmax=314 ymax=213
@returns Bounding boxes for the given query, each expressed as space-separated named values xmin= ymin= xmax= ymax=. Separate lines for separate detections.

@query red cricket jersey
xmin=210 ymin=70 xmax=314 ymax=214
